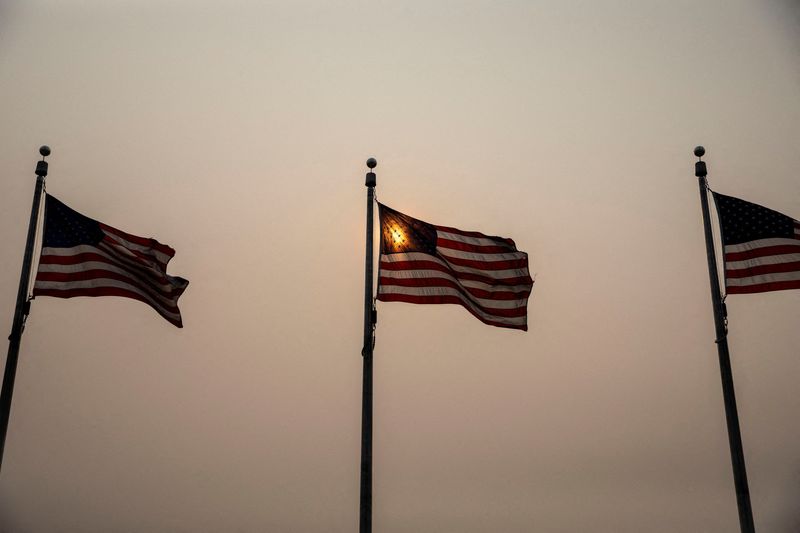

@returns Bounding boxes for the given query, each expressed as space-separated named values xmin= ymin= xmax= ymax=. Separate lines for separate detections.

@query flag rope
xmin=26 ymin=184 xmax=46 ymax=301
xmin=705 ymin=182 xmax=729 ymax=302
xmin=371 ymin=297 xmax=377 ymax=351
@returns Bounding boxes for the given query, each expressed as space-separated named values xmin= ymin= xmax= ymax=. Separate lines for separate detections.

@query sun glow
xmin=386 ymin=224 xmax=407 ymax=252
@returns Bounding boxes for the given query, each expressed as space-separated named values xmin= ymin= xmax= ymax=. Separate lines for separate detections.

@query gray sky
xmin=1 ymin=1 xmax=799 ymax=531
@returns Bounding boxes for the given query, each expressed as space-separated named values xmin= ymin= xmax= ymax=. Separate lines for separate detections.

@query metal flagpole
xmin=360 ymin=157 xmax=377 ymax=533
xmin=0 ymin=145 xmax=51 ymax=472
xmin=693 ymin=146 xmax=756 ymax=533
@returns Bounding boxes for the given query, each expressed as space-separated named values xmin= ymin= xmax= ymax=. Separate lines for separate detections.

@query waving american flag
xmin=32 ymin=194 xmax=189 ymax=327
xmin=377 ymin=203 xmax=533 ymax=330
xmin=715 ymin=192 xmax=800 ymax=294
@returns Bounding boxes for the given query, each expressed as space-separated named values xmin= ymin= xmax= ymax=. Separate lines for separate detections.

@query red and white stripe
xmin=33 ymin=223 xmax=188 ymax=327
xmin=378 ymin=225 xmax=533 ymax=330
xmin=724 ymin=221 xmax=800 ymax=294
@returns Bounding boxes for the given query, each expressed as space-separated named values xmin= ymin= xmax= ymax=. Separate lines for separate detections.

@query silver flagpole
xmin=694 ymin=146 xmax=755 ymax=532
xmin=360 ymin=157 xmax=377 ymax=533
xmin=0 ymin=145 xmax=51 ymax=472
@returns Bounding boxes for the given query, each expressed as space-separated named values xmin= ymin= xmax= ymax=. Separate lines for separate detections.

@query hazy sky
xmin=1 ymin=1 xmax=799 ymax=531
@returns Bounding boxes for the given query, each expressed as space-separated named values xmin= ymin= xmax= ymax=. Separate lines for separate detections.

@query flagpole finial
xmin=365 ymin=158 xmax=377 ymax=187
xmin=694 ymin=146 xmax=707 ymax=178
xmin=36 ymin=145 xmax=51 ymax=177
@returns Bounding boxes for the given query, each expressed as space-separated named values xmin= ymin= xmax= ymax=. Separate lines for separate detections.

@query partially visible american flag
xmin=714 ymin=192 xmax=800 ymax=294
xmin=376 ymin=203 xmax=534 ymax=330
xmin=32 ymin=194 xmax=189 ymax=327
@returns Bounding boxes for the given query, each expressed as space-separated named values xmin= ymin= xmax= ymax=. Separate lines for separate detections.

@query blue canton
xmin=714 ymin=193 xmax=794 ymax=245
xmin=41 ymin=195 xmax=104 ymax=248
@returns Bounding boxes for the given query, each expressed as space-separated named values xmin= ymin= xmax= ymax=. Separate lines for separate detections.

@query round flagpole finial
xmin=366 ymin=158 xmax=377 ymax=169
xmin=39 ymin=145 xmax=51 ymax=158
xmin=693 ymin=146 xmax=705 ymax=159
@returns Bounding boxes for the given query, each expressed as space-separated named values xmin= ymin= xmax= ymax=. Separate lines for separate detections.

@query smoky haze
xmin=1 ymin=1 xmax=799 ymax=531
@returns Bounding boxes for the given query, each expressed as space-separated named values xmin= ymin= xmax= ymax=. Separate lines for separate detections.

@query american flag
xmin=376 ymin=203 xmax=534 ymax=330
xmin=32 ymin=194 xmax=189 ymax=327
xmin=714 ymin=192 xmax=800 ymax=294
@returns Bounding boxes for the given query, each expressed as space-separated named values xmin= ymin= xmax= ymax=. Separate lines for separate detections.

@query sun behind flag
xmin=714 ymin=192 xmax=800 ymax=294
xmin=32 ymin=194 xmax=189 ymax=327
xmin=377 ymin=203 xmax=533 ymax=330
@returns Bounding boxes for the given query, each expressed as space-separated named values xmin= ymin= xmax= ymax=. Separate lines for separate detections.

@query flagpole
xmin=360 ymin=157 xmax=377 ymax=533
xmin=694 ymin=146 xmax=755 ymax=533
xmin=0 ymin=146 xmax=50 ymax=472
